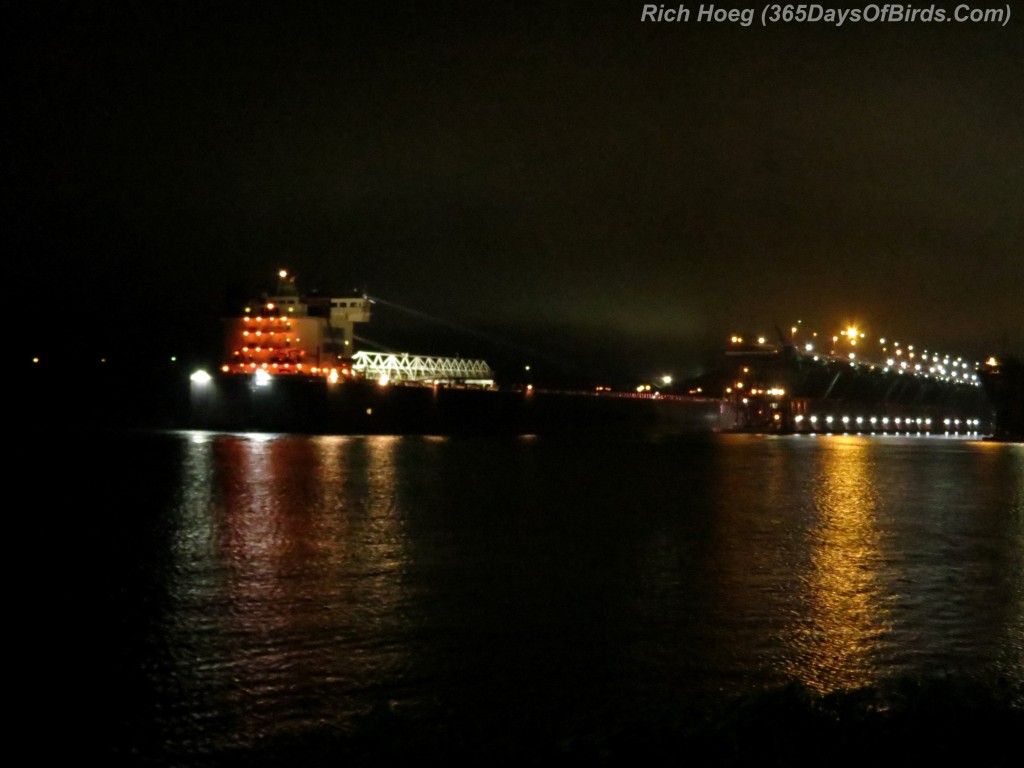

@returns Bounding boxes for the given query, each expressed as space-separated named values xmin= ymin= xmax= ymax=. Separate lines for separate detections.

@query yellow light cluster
xmin=756 ymin=321 xmax=989 ymax=389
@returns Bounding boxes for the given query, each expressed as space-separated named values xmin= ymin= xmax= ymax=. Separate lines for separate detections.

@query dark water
xmin=39 ymin=431 xmax=1024 ymax=764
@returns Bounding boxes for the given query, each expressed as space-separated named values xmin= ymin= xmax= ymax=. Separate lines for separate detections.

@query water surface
xmin=54 ymin=431 xmax=1024 ymax=763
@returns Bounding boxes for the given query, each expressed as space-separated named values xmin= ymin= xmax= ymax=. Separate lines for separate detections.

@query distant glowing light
xmin=32 ymin=357 xmax=39 ymax=363
xmin=279 ymin=269 xmax=288 ymax=278
xmin=757 ymin=336 xmax=766 ymax=344
xmin=986 ymin=357 xmax=999 ymax=367
xmin=254 ymin=369 xmax=272 ymax=386
xmin=190 ymin=369 xmax=212 ymax=384
xmin=661 ymin=375 xmax=673 ymax=385
xmin=378 ymin=373 xmax=391 ymax=386
xmin=846 ymin=326 xmax=858 ymax=340
xmin=327 ymin=368 xmax=339 ymax=384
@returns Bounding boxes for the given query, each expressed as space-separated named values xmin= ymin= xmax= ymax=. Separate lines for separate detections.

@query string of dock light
xmin=790 ymin=414 xmax=985 ymax=434
xmin=728 ymin=323 xmax=986 ymax=387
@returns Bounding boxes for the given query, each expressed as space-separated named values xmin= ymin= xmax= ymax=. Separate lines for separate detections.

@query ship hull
xmin=190 ymin=374 xmax=722 ymax=436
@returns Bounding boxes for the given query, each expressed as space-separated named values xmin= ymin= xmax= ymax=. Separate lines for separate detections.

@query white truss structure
xmin=352 ymin=351 xmax=495 ymax=386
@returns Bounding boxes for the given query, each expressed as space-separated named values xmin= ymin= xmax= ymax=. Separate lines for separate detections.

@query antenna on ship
xmin=277 ymin=268 xmax=298 ymax=297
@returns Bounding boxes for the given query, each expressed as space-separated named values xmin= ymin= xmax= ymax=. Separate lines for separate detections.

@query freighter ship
xmin=187 ymin=271 xmax=718 ymax=434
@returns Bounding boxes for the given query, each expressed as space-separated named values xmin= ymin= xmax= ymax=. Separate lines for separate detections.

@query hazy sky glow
xmin=11 ymin=2 xmax=1023 ymax=379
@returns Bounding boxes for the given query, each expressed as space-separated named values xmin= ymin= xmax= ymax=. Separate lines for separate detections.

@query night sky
xmin=10 ymin=1 xmax=1024 ymax=382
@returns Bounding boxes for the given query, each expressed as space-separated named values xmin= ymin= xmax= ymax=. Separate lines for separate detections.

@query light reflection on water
xmin=159 ymin=434 xmax=416 ymax=756
xmin=113 ymin=432 xmax=1023 ymax=761
xmin=795 ymin=437 xmax=886 ymax=692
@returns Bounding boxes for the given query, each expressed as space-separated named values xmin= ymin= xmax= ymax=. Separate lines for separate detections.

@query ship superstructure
xmin=219 ymin=271 xmax=494 ymax=387
xmin=221 ymin=270 xmax=371 ymax=379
